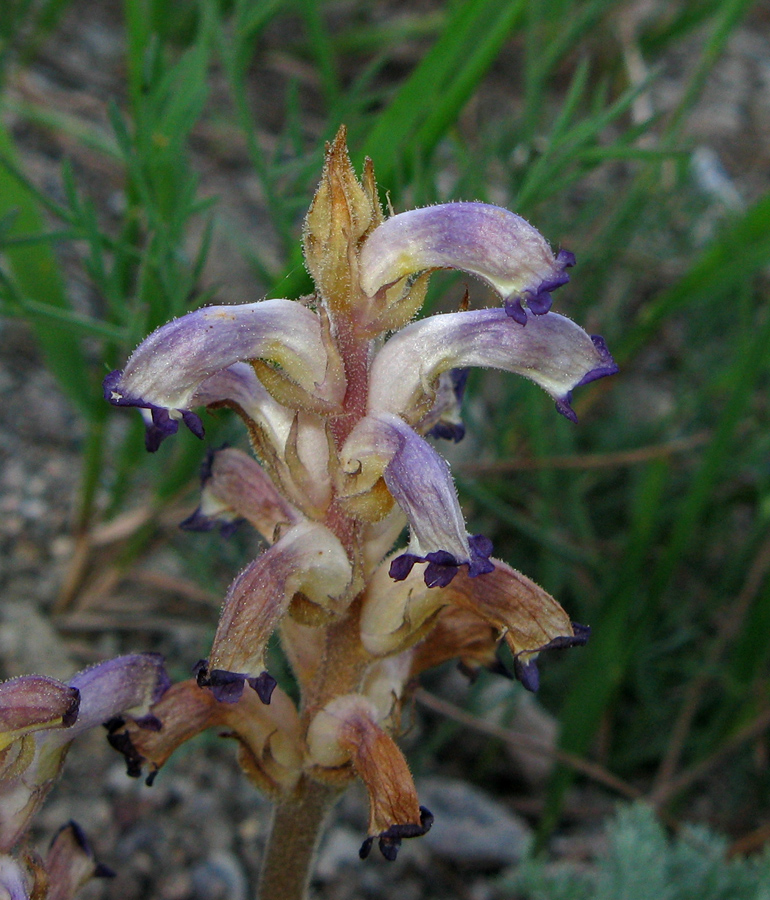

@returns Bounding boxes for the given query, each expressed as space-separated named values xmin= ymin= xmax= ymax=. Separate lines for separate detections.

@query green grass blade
xmin=410 ymin=0 xmax=527 ymax=161
xmin=618 ymin=192 xmax=770 ymax=363
xmin=0 ymin=295 xmax=126 ymax=341
xmin=541 ymin=297 xmax=770 ymax=838
xmin=538 ymin=458 xmax=670 ymax=843
xmin=355 ymin=0 xmax=524 ymax=188
xmin=298 ymin=0 xmax=340 ymax=108
xmin=0 ymin=122 xmax=93 ymax=417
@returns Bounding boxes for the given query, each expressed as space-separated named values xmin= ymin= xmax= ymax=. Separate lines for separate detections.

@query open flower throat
xmin=102 ymin=127 xmax=617 ymax=861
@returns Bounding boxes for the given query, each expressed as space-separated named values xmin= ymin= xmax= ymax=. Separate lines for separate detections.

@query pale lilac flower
xmin=341 ymin=413 xmax=494 ymax=586
xmin=104 ymin=300 xmax=344 ymax=450
xmin=358 ymin=202 xmax=575 ymax=323
xmin=0 ymin=656 xmax=168 ymax=898
xmin=367 ymin=306 xmax=616 ymax=425
xmin=0 ymin=655 xmax=168 ymax=854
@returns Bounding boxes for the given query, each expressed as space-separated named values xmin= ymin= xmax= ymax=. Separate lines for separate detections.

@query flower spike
xmin=98 ymin=128 xmax=617 ymax=888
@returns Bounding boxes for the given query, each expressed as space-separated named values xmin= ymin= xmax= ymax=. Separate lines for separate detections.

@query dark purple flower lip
xmin=104 ymin=718 xmax=146 ymax=779
xmin=62 ymin=690 xmax=81 ymax=727
xmin=103 ymin=369 xmax=204 ymax=452
xmin=541 ymin=621 xmax=591 ymax=650
xmin=193 ymin=660 xmax=276 ymax=705
xmin=513 ymin=622 xmax=591 ymax=692
xmin=504 ymin=248 xmax=575 ymax=325
xmin=554 ymin=335 xmax=619 ymax=423
xmin=179 ymin=508 xmax=243 ymax=537
xmin=513 ymin=656 xmax=541 ymax=692
xmin=503 ymin=250 xmax=575 ymax=325
xmin=50 ymin=822 xmax=117 ymax=879
xmin=104 ymin=707 xmax=163 ymax=782
xmin=389 ymin=535 xmax=494 ymax=588
xmin=359 ymin=806 xmax=434 ymax=861
xmin=577 ymin=335 xmax=619 ymax=387
xmin=199 ymin=445 xmax=218 ymax=484
xmin=427 ymin=421 xmax=466 ymax=442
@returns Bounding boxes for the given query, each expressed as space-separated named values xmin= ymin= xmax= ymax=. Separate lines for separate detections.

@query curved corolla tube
xmin=306 ymin=694 xmax=433 ymax=861
xmin=342 ymin=413 xmax=493 ymax=587
xmin=358 ymin=202 xmax=574 ymax=322
xmin=360 ymin=555 xmax=588 ymax=691
xmin=104 ymin=300 xmax=340 ymax=449
xmin=368 ymin=307 xmax=618 ymax=424
xmin=197 ymin=520 xmax=352 ymax=704
xmin=0 ymin=675 xmax=80 ymax=752
xmin=0 ymin=654 xmax=169 ymax=854
xmin=192 ymin=361 xmax=294 ymax=437
xmin=192 ymin=364 xmax=332 ymax=512
xmin=179 ymin=446 xmax=301 ymax=541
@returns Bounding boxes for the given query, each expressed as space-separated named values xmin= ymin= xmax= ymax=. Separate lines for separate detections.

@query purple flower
xmin=0 ymin=655 xmax=168 ymax=854
xmin=102 ymin=128 xmax=618 ymax=869
xmin=104 ymin=300 xmax=345 ymax=450
xmin=199 ymin=521 xmax=352 ymax=702
xmin=367 ymin=306 xmax=617 ymax=426
xmin=341 ymin=413 xmax=493 ymax=587
xmin=359 ymin=202 xmax=574 ymax=322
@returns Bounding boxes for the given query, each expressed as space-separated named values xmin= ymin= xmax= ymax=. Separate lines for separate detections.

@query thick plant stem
xmin=257 ymin=776 xmax=342 ymax=900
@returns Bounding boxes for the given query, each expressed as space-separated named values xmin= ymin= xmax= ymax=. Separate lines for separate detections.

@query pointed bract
xmin=303 ymin=126 xmax=382 ymax=311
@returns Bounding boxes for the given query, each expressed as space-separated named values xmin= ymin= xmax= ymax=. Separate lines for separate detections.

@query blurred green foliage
xmin=503 ymin=803 xmax=770 ymax=899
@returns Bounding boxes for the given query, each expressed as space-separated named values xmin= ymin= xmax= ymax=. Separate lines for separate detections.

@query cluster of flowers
xmin=0 ymin=128 xmax=616 ymax=896
xmin=0 ymin=655 xmax=168 ymax=898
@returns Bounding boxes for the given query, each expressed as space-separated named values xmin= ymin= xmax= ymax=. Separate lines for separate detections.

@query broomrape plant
xmin=0 ymin=127 xmax=617 ymax=900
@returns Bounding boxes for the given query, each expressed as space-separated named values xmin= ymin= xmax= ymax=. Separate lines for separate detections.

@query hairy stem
xmin=257 ymin=776 xmax=342 ymax=900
